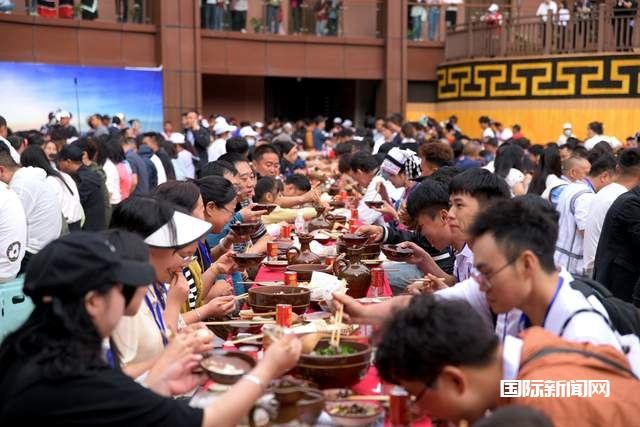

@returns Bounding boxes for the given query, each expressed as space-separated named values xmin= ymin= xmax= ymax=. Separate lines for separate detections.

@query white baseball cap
xmin=333 ymin=117 xmax=343 ymax=124
xmin=254 ymin=121 xmax=264 ymax=128
xmin=144 ymin=211 xmax=212 ymax=248
xmin=55 ymin=110 xmax=71 ymax=121
xmin=214 ymin=122 xmax=236 ymax=135
xmin=343 ymin=119 xmax=353 ymax=128
xmin=563 ymin=122 xmax=572 ymax=129
xmin=170 ymin=133 xmax=186 ymax=144
xmin=239 ymin=125 xmax=258 ymax=137
xmin=489 ymin=3 xmax=499 ymax=12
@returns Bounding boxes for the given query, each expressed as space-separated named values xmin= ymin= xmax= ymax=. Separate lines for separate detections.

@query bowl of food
xmin=381 ymin=244 xmax=414 ymax=262
xmin=200 ymin=351 xmax=256 ymax=385
xmin=232 ymin=252 xmax=267 ymax=269
xmin=297 ymin=389 xmax=326 ymax=425
xmin=323 ymin=388 xmax=354 ymax=401
xmin=364 ymin=200 xmax=384 ymax=209
xmin=263 ymin=260 xmax=288 ymax=272
xmin=248 ymin=285 xmax=311 ymax=314
xmin=286 ymin=264 xmax=332 ymax=282
xmin=326 ymin=401 xmax=383 ymax=427
xmin=326 ymin=214 xmax=348 ymax=229
xmin=230 ymin=222 xmax=261 ymax=236
xmin=340 ymin=233 xmax=369 ymax=247
xmin=329 ymin=200 xmax=346 ymax=210
xmin=252 ymin=204 xmax=278 ymax=214
xmin=293 ymin=340 xmax=372 ymax=389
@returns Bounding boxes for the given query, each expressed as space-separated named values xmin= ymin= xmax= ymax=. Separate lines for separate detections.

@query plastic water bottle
xmin=294 ymin=211 xmax=305 ymax=234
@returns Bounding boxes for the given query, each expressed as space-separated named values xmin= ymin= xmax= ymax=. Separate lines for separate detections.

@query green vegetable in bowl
xmin=312 ymin=343 xmax=357 ymax=356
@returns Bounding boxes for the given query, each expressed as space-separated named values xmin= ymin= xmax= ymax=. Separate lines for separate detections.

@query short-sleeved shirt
xmin=0 ymin=362 xmax=203 ymax=427
xmin=554 ymin=182 xmax=595 ymax=275
xmin=0 ymin=183 xmax=26 ymax=281
xmin=126 ymin=150 xmax=150 ymax=196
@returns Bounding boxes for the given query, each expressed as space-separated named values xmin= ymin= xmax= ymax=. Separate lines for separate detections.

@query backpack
xmin=569 ymin=276 xmax=640 ymax=337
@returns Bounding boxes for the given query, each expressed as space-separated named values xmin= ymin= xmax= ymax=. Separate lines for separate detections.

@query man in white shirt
xmin=554 ymin=154 xmax=616 ymax=275
xmin=479 ymin=115 xmax=495 ymax=142
xmin=556 ymin=122 xmax=576 ymax=146
xmin=0 ymin=144 xmax=62 ymax=273
xmin=0 ymin=181 xmax=26 ymax=281
xmin=141 ymin=133 xmax=167 ymax=185
xmin=0 ymin=115 xmax=21 ymax=164
xmin=584 ymin=120 xmax=622 ymax=151
xmin=536 ymin=0 xmax=558 ymax=21
xmin=208 ymin=121 xmax=234 ymax=162
xmin=583 ymin=148 xmax=640 ymax=276
xmin=348 ymin=152 xmax=395 ymax=226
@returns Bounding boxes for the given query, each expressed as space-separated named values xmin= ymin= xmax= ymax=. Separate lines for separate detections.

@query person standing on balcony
xmin=537 ymin=0 xmax=558 ymax=47
xmin=327 ymin=0 xmax=341 ymax=36
xmin=291 ymin=0 xmax=304 ymax=34
xmin=427 ymin=0 xmax=441 ymax=41
xmin=614 ymin=0 xmax=638 ymax=50
xmin=266 ymin=0 xmax=281 ymax=34
xmin=212 ymin=0 xmax=226 ymax=30
xmin=410 ymin=0 xmax=427 ymax=40
xmin=230 ymin=0 xmax=248 ymax=32
xmin=480 ymin=4 xmax=503 ymax=55
xmin=314 ymin=0 xmax=328 ymax=35
xmin=573 ymin=0 xmax=592 ymax=49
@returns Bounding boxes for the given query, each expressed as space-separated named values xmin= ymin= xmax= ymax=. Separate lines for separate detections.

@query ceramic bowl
xmin=263 ymin=260 xmax=288 ymax=272
xmin=293 ymin=340 xmax=372 ymax=389
xmin=381 ymin=244 xmax=414 ymax=262
xmin=325 ymin=401 xmax=384 ymax=427
xmin=364 ymin=200 xmax=384 ymax=209
xmin=248 ymin=285 xmax=311 ymax=314
xmin=200 ymin=351 xmax=256 ymax=385
xmin=232 ymin=252 xmax=267 ymax=269
xmin=252 ymin=204 xmax=278 ymax=214
xmin=230 ymin=222 xmax=261 ymax=236
xmin=340 ymin=233 xmax=369 ymax=247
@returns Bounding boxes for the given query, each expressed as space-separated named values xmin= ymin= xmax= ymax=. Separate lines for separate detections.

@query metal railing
xmin=445 ymin=4 xmax=639 ymax=61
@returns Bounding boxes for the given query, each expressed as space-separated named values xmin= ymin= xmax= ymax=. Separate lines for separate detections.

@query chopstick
xmin=231 ymin=334 xmax=264 ymax=344
xmin=331 ymin=301 xmax=345 ymax=349
xmin=238 ymin=281 xmax=284 ymax=285
xmin=345 ymin=395 xmax=390 ymax=402
xmin=235 ymin=293 xmax=249 ymax=300
xmin=204 ymin=320 xmax=276 ymax=325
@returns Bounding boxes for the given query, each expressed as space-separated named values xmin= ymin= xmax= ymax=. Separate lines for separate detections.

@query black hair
xmin=20 ymin=145 xmax=74 ymax=195
xmin=0 ymin=141 xmax=17 ymax=168
xmin=407 ymin=179 xmax=450 ymax=218
xmin=528 ymin=144 xmax=544 ymax=158
xmin=494 ymin=143 xmax=524 ymax=178
xmin=27 ymin=132 xmax=45 ymax=147
xmin=478 ymin=116 xmax=491 ymax=125
xmin=588 ymin=121 xmax=603 ymax=135
xmin=196 ymin=175 xmax=237 ymax=208
xmin=255 ymin=176 xmax=279 ymax=203
xmin=528 ymin=145 xmax=562 ymax=195
xmin=588 ymin=141 xmax=613 ymax=161
xmin=0 ymin=115 xmax=6 ymax=128
xmin=352 ymin=138 xmax=374 ymax=153
xmin=110 ymin=196 xmax=177 ymax=246
xmin=377 ymin=143 xmax=396 ymax=156
xmin=252 ymin=143 xmax=279 ymax=162
xmin=619 ymin=148 xmax=640 ymax=175
xmin=7 ymin=134 xmax=23 ymax=151
xmin=218 ymin=152 xmax=248 ymax=167
xmin=400 ymin=122 xmax=416 ymax=138
xmin=451 ymin=140 xmax=464 ymax=158
xmin=429 ymin=166 xmax=463 ymax=187
xmin=200 ymin=160 xmax=238 ymax=178
xmin=284 ymin=174 xmax=311 ymax=192
xmin=471 ymin=405 xmax=554 ymax=427
xmin=152 ymin=181 xmax=201 ymax=213
xmin=275 ymin=140 xmax=295 ymax=156
xmin=449 ymin=169 xmax=510 ymax=205
xmin=469 ymin=197 xmax=558 ymax=273
xmin=334 ymin=141 xmax=353 ymax=157
xmin=225 ymin=136 xmax=249 ymax=156
xmin=588 ymin=153 xmax=617 ymax=177
xmin=349 ymin=151 xmax=379 ymax=173
xmin=375 ymin=295 xmax=499 ymax=386
xmin=338 ymin=153 xmax=352 ymax=174
xmin=73 ymin=137 xmax=97 ymax=161
xmin=559 ymin=137 xmax=580 ymax=151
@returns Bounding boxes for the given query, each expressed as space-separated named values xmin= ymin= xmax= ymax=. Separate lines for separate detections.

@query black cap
xmin=24 ymin=232 xmax=155 ymax=301
xmin=57 ymin=144 xmax=83 ymax=162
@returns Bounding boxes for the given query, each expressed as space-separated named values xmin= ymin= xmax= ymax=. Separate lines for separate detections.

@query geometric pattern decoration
xmin=437 ymin=55 xmax=640 ymax=101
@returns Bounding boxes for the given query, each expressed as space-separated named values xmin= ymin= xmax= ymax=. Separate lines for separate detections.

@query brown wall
xmin=202 ymin=75 xmax=265 ymax=122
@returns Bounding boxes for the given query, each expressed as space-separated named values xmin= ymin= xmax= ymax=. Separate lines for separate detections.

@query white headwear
xmin=144 ymin=211 xmax=211 ymax=248
xmin=489 ymin=3 xmax=499 ymax=12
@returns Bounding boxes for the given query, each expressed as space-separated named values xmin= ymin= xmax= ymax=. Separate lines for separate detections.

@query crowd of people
xmin=0 ymin=107 xmax=639 ymax=426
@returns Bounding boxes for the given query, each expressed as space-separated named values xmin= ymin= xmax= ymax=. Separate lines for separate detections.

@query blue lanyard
xmin=584 ymin=178 xmax=595 ymax=192
xmin=520 ymin=276 xmax=564 ymax=330
xmin=198 ymin=240 xmax=212 ymax=267
xmin=144 ymin=285 xmax=168 ymax=346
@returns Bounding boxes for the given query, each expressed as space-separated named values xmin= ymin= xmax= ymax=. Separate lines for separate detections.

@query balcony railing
xmin=6 ymin=0 xmax=155 ymax=24
xmin=445 ymin=4 xmax=639 ymax=61
xmin=201 ymin=0 xmax=384 ymax=39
